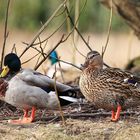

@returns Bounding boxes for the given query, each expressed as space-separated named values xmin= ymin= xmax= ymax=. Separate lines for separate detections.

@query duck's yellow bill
xmin=0 ymin=66 xmax=9 ymax=77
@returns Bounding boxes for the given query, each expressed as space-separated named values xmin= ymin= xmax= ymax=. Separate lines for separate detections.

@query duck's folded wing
xmin=18 ymin=69 xmax=73 ymax=92
xmin=102 ymin=68 xmax=140 ymax=97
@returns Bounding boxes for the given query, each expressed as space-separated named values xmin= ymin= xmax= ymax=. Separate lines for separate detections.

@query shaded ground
xmin=0 ymin=68 xmax=140 ymax=140
xmin=0 ymin=113 xmax=140 ymax=140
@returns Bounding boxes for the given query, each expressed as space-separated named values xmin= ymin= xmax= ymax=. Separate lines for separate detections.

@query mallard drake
xmin=0 ymin=53 xmax=79 ymax=124
xmin=79 ymin=51 xmax=140 ymax=121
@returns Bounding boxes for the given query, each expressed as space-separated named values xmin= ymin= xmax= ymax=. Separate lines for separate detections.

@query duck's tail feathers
xmin=59 ymin=96 xmax=78 ymax=103
xmin=58 ymin=94 xmax=79 ymax=106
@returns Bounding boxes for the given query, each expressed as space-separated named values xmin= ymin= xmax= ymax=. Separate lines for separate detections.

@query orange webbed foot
xmin=8 ymin=107 xmax=36 ymax=124
xmin=8 ymin=117 xmax=33 ymax=124
xmin=111 ymin=105 xmax=122 ymax=122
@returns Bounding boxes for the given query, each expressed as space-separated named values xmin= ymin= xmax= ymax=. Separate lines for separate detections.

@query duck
xmin=79 ymin=51 xmax=140 ymax=122
xmin=0 ymin=53 xmax=79 ymax=124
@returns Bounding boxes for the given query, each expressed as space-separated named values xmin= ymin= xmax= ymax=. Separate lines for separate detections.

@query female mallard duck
xmin=79 ymin=51 xmax=140 ymax=122
xmin=0 ymin=53 xmax=79 ymax=124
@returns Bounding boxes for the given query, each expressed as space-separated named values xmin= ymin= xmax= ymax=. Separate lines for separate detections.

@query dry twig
xmin=35 ymin=111 xmax=138 ymax=122
xmin=65 ymin=4 xmax=93 ymax=52
xmin=34 ymin=14 xmax=84 ymax=71
xmin=58 ymin=57 xmax=65 ymax=83
xmin=35 ymin=40 xmax=48 ymax=68
xmin=34 ymin=35 xmax=65 ymax=70
xmin=22 ymin=40 xmax=47 ymax=66
xmin=23 ymin=39 xmax=81 ymax=70
xmin=21 ymin=53 xmax=40 ymax=65
xmin=19 ymin=0 xmax=68 ymax=58
xmin=54 ymin=65 xmax=65 ymax=126
xmin=1 ymin=0 xmax=10 ymax=67
xmin=11 ymin=44 xmax=17 ymax=54
xmin=22 ymin=17 xmax=67 ymax=47
xmin=33 ymin=35 xmax=81 ymax=71
xmin=102 ymin=0 xmax=113 ymax=58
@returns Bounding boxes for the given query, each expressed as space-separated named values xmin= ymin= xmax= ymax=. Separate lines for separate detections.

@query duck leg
xmin=8 ymin=107 xmax=36 ymax=124
xmin=23 ymin=109 xmax=29 ymax=117
xmin=111 ymin=105 xmax=122 ymax=122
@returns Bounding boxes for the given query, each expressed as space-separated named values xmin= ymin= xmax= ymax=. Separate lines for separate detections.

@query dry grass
xmin=0 ymin=118 xmax=140 ymax=140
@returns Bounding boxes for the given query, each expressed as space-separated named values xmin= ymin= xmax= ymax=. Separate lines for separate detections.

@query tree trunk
xmin=100 ymin=0 xmax=140 ymax=39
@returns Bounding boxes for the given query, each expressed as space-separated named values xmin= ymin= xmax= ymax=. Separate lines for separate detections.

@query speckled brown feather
xmin=79 ymin=51 xmax=140 ymax=111
xmin=0 ymin=78 xmax=8 ymax=97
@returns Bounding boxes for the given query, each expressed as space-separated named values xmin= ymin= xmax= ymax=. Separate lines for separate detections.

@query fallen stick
xmin=35 ymin=111 xmax=139 ymax=122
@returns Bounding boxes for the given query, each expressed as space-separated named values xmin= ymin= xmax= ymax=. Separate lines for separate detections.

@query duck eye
xmin=87 ymin=54 xmax=95 ymax=59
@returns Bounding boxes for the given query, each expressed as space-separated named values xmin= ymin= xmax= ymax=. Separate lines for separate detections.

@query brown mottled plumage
xmin=79 ymin=51 xmax=140 ymax=121
xmin=0 ymin=78 xmax=8 ymax=97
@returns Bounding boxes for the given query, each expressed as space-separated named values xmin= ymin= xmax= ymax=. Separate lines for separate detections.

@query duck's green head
xmin=49 ymin=51 xmax=58 ymax=65
xmin=0 ymin=53 xmax=21 ymax=77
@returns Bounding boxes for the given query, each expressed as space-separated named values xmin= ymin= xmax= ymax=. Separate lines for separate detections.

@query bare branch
xmin=54 ymin=65 xmax=65 ymax=126
xmin=102 ymin=0 xmax=113 ymax=58
xmin=58 ymin=57 xmax=65 ymax=83
xmin=19 ymin=0 xmax=68 ymax=58
xmin=22 ymin=17 xmax=67 ymax=47
xmin=1 ymin=0 xmax=10 ymax=67
xmin=38 ymin=37 xmax=45 ymax=59
xmin=30 ymin=35 xmax=81 ymax=71
xmin=58 ymin=59 xmax=81 ymax=70
xmin=34 ymin=40 xmax=48 ymax=68
xmin=11 ymin=44 xmax=17 ymax=54
xmin=21 ymin=53 xmax=40 ymax=65
xmin=21 ymin=40 xmax=48 ymax=65
xmin=30 ymin=45 xmax=81 ymax=70
xmin=35 ymin=111 xmax=138 ymax=122
xmin=34 ymin=14 xmax=84 ymax=71
xmin=72 ymin=37 xmax=86 ymax=58
xmin=65 ymin=4 xmax=93 ymax=52
xmin=34 ymin=35 xmax=65 ymax=70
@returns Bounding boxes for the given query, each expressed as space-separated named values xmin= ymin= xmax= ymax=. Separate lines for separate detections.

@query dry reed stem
xmin=58 ymin=57 xmax=65 ymax=83
xmin=1 ymin=0 xmax=10 ymax=67
xmin=102 ymin=0 xmax=113 ymax=58
xmin=54 ymin=65 xmax=66 ymax=126
xmin=65 ymin=3 xmax=93 ymax=52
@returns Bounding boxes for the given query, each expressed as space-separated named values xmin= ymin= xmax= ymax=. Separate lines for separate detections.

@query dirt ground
xmin=0 ymin=69 xmax=139 ymax=140
xmin=0 ymin=28 xmax=140 ymax=139
xmin=0 ymin=112 xmax=140 ymax=140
